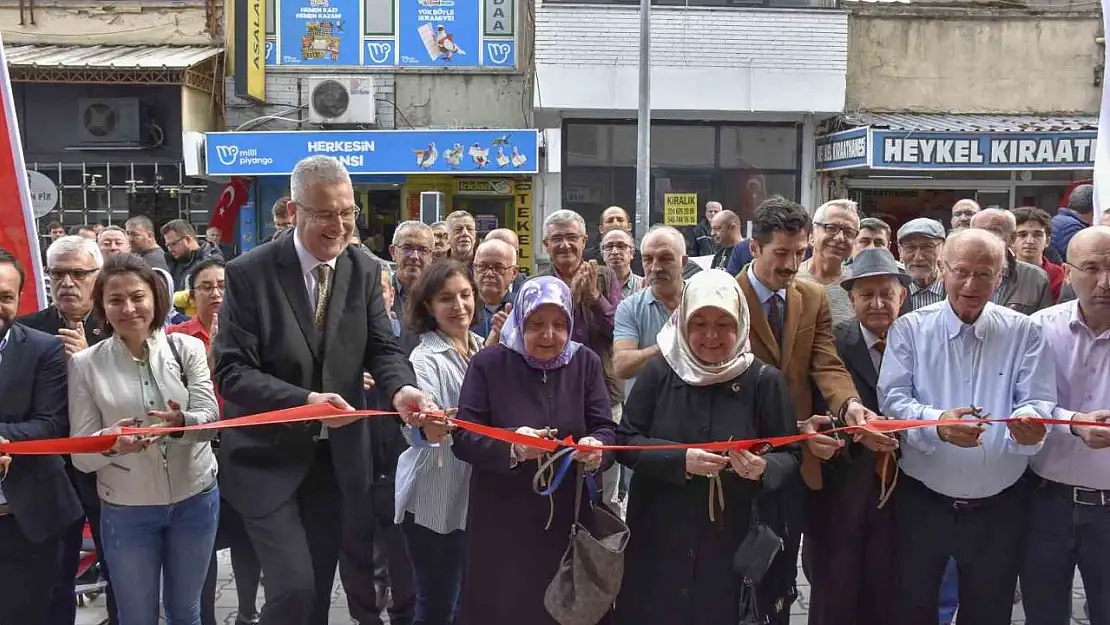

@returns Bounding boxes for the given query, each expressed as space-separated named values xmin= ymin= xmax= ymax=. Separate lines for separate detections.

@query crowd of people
xmin=0 ymin=153 xmax=1107 ymax=625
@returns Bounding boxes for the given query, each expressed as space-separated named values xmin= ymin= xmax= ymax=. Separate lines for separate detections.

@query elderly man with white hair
xmin=797 ymin=199 xmax=861 ymax=326
xmin=969 ymin=207 xmax=1054 ymax=314
xmin=471 ymin=238 xmax=518 ymax=339
xmin=388 ymin=220 xmax=435 ymax=318
xmin=880 ymin=228 xmax=1055 ymax=625
xmin=212 ymin=155 xmax=435 ymax=625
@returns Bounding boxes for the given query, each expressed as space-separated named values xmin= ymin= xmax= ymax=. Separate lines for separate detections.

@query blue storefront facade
xmin=203 ymin=128 xmax=541 ymax=270
xmin=815 ymin=113 xmax=1097 ymax=227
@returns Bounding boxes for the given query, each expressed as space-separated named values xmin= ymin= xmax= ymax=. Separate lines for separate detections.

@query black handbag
xmin=732 ymin=363 xmax=785 ymax=624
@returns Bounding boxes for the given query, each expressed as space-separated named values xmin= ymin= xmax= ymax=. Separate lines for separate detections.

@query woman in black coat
xmin=614 ymin=269 xmax=801 ymax=625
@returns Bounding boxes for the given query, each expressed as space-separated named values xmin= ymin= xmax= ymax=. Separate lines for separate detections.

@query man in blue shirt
xmin=879 ymin=228 xmax=1056 ymax=625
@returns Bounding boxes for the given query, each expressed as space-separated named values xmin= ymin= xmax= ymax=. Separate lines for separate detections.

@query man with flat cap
xmin=807 ymin=248 xmax=909 ymax=625
xmin=896 ymin=218 xmax=947 ymax=313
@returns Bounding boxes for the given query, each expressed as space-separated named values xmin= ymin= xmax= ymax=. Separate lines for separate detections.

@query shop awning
xmin=4 ymin=45 xmax=224 ymax=94
xmin=816 ymin=113 xmax=1098 ymax=172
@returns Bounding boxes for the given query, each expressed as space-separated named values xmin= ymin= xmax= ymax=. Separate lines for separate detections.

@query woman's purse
xmin=543 ymin=453 xmax=630 ymax=625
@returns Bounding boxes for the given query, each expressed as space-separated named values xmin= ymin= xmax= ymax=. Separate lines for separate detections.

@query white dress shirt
xmin=879 ymin=301 xmax=1057 ymax=499
xmin=293 ymin=231 xmax=338 ymax=439
xmin=1030 ymin=301 xmax=1110 ymax=490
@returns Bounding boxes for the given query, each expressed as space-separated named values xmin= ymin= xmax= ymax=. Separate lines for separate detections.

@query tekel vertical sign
xmin=234 ymin=0 xmax=267 ymax=102
xmin=0 ymin=33 xmax=47 ymax=314
xmin=513 ymin=180 xmax=533 ymax=274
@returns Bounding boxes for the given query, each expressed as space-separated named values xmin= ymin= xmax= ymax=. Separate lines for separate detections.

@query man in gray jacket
xmin=970 ymin=208 xmax=1054 ymax=314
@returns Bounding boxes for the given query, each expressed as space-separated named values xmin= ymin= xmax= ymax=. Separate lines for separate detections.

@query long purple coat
xmin=452 ymin=343 xmax=616 ymax=625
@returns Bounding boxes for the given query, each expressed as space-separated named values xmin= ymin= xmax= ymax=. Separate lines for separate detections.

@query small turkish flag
xmin=209 ymin=177 xmax=250 ymax=235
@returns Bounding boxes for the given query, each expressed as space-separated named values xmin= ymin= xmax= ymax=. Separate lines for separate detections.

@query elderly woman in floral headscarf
xmin=613 ymin=269 xmax=801 ymax=625
xmin=452 ymin=276 xmax=616 ymax=625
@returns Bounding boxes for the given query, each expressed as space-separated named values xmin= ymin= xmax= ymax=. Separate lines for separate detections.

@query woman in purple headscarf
xmin=452 ymin=276 xmax=616 ymax=625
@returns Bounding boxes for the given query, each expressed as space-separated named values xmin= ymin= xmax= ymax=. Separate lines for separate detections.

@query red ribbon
xmin=0 ymin=406 xmax=1104 ymax=456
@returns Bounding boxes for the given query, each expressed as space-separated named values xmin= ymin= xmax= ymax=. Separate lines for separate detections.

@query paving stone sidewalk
xmin=75 ymin=550 xmax=1091 ymax=624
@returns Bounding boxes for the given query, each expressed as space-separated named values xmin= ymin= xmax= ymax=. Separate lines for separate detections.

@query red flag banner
xmin=208 ymin=177 xmax=251 ymax=234
xmin=0 ymin=33 xmax=47 ymax=315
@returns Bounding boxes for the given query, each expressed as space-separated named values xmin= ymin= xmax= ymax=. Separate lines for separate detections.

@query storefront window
xmin=1015 ymin=186 xmax=1067 ymax=213
xmin=562 ymin=121 xmax=801 ymax=238
xmin=30 ymin=161 xmax=215 ymax=249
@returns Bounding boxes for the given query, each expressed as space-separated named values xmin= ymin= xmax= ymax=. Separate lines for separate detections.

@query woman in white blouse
xmin=396 ymin=259 xmax=492 ymax=625
xmin=68 ymin=254 xmax=220 ymax=625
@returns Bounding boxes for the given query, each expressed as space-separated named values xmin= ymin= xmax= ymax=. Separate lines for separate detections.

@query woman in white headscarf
xmin=613 ymin=269 xmax=801 ymax=625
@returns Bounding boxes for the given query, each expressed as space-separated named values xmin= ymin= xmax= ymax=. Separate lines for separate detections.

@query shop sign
xmin=873 ymin=130 xmax=1097 ymax=171
xmin=457 ymin=179 xmax=513 ymax=194
xmin=269 ymin=0 xmax=515 ymax=68
xmin=816 ymin=127 xmax=1098 ymax=172
xmin=815 ymin=127 xmax=868 ymax=171
xmin=233 ymin=0 xmax=266 ymax=101
xmin=663 ymin=193 xmax=698 ymax=226
xmin=513 ymin=180 xmax=532 ymax=273
xmin=26 ymin=170 xmax=58 ymax=218
xmin=205 ymin=129 xmax=539 ymax=176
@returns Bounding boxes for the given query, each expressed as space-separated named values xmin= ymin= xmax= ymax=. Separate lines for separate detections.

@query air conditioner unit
xmin=308 ymin=76 xmax=375 ymax=125
xmin=77 ymin=98 xmax=141 ymax=144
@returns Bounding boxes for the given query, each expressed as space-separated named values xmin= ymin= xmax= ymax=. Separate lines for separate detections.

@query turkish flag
xmin=0 ymin=34 xmax=47 ymax=315
xmin=209 ymin=177 xmax=251 ymax=235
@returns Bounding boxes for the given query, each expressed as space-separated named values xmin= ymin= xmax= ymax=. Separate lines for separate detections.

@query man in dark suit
xmin=213 ymin=155 xmax=430 ymax=625
xmin=16 ymin=235 xmax=118 ymax=625
xmin=807 ymin=248 xmax=908 ymax=625
xmin=0 ymin=249 xmax=84 ymax=624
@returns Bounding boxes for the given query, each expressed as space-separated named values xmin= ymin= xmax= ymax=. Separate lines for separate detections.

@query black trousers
xmin=201 ymin=495 xmax=262 ymax=625
xmin=343 ymin=520 xmax=415 ymax=625
xmin=240 ymin=443 xmax=349 ymax=625
xmin=895 ymin=474 xmax=1030 ymax=625
xmin=50 ymin=470 xmax=117 ymax=625
xmin=1021 ymin=480 xmax=1110 ymax=625
xmin=0 ymin=515 xmax=66 ymax=625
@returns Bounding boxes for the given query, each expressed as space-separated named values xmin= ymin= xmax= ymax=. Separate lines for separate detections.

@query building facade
xmin=201 ymin=0 xmax=538 ymax=269
xmin=817 ymin=0 xmax=1100 ymax=228
xmin=533 ymin=0 xmax=849 ymax=239
xmin=0 ymin=0 xmax=226 ymax=245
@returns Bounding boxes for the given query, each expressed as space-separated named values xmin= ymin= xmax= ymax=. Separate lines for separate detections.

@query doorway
xmin=453 ymin=196 xmax=513 ymax=239
xmin=356 ymin=188 xmax=401 ymax=257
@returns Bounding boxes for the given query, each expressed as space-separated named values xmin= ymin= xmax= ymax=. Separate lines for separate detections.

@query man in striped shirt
xmin=896 ymin=218 xmax=947 ymax=312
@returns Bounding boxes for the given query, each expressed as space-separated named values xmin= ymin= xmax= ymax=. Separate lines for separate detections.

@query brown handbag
xmin=543 ymin=459 xmax=630 ymax=625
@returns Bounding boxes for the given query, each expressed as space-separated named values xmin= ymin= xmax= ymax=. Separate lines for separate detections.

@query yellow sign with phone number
xmin=663 ymin=193 xmax=699 ymax=226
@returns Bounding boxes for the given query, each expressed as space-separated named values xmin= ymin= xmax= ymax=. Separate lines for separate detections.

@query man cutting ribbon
xmin=879 ymin=228 xmax=1056 ymax=625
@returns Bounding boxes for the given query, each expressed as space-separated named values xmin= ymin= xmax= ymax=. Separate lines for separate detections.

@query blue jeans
xmin=400 ymin=513 xmax=465 ymax=625
xmin=100 ymin=484 xmax=220 ymax=625
xmin=1021 ymin=482 xmax=1110 ymax=625
xmin=939 ymin=558 xmax=959 ymax=624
